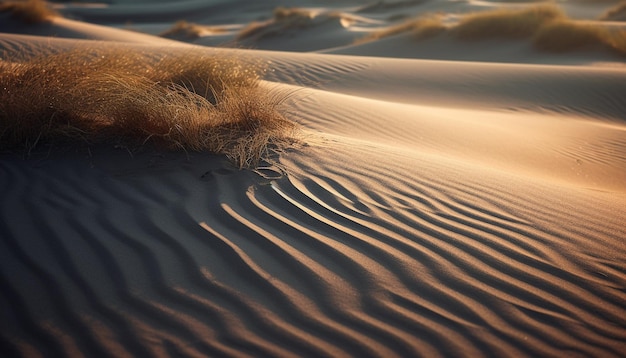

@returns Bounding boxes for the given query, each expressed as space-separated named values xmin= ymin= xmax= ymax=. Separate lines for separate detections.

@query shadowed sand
xmin=1 ymin=0 xmax=626 ymax=357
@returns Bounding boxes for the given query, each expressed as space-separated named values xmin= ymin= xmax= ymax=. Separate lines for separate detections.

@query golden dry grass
xmin=159 ymin=20 xmax=226 ymax=39
xmin=453 ymin=5 xmax=626 ymax=55
xmin=237 ymin=6 xmax=356 ymax=42
xmin=0 ymin=47 xmax=297 ymax=168
xmin=411 ymin=17 xmax=447 ymax=40
xmin=0 ymin=0 xmax=59 ymax=24
xmin=356 ymin=5 xmax=566 ymax=44
xmin=532 ymin=20 xmax=607 ymax=52
xmin=237 ymin=7 xmax=315 ymax=40
xmin=237 ymin=21 xmax=270 ymax=41
xmin=355 ymin=5 xmax=626 ymax=57
xmin=600 ymin=1 xmax=626 ymax=21
xmin=151 ymin=52 xmax=261 ymax=104
xmin=604 ymin=30 xmax=626 ymax=54
xmin=355 ymin=15 xmax=446 ymax=44
xmin=452 ymin=5 xmax=565 ymax=40
xmin=272 ymin=6 xmax=314 ymax=21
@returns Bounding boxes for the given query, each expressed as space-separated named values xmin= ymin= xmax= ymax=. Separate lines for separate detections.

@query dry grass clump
xmin=355 ymin=15 xmax=446 ymax=44
xmin=600 ymin=1 xmax=626 ymax=21
xmin=237 ymin=6 xmax=315 ymax=40
xmin=272 ymin=6 xmax=314 ymax=21
xmin=356 ymin=5 xmax=565 ymax=44
xmin=356 ymin=0 xmax=424 ymax=14
xmin=452 ymin=5 xmax=565 ymax=40
xmin=0 ymin=47 xmax=297 ymax=168
xmin=159 ymin=20 xmax=226 ymax=40
xmin=532 ymin=20 xmax=607 ymax=52
xmin=0 ymin=0 xmax=59 ymax=24
xmin=152 ymin=52 xmax=261 ymax=105
xmin=605 ymin=30 xmax=626 ymax=54
xmin=411 ymin=17 xmax=447 ymax=40
xmin=453 ymin=5 xmax=626 ymax=55
xmin=237 ymin=6 xmax=358 ymax=42
xmin=237 ymin=21 xmax=269 ymax=41
xmin=354 ymin=5 xmax=626 ymax=57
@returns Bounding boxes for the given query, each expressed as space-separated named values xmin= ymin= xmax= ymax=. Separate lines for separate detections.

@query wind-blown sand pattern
xmin=1 ymin=0 xmax=626 ymax=357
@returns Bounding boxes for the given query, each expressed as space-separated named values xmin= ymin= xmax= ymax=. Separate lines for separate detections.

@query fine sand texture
xmin=1 ymin=1 xmax=626 ymax=357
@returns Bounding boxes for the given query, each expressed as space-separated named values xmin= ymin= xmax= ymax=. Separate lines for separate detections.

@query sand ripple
xmin=1 ymin=143 xmax=625 ymax=357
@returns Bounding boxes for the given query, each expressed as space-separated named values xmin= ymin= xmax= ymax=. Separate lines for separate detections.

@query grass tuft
xmin=159 ymin=20 xmax=226 ymax=39
xmin=0 ymin=47 xmax=297 ymax=167
xmin=453 ymin=5 xmax=626 ymax=55
xmin=237 ymin=7 xmax=315 ymax=41
xmin=272 ymin=6 xmax=314 ymax=21
xmin=600 ymin=1 xmax=626 ymax=21
xmin=532 ymin=20 xmax=606 ymax=52
xmin=0 ymin=0 xmax=59 ymax=24
xmin=452 ymin=5 xmax=565 ymax=40
xmin=355 ymin=15 xmax=446 ymax=44
xmin=354 ymin=4 xmax=626 ymax=57
xmin=411 ymin=17 xmax=447 ymax=40
xmin=599 ymin=28 xmax=626 ymax=55
xmin=237 ymin=21 xmax=268 ymax=41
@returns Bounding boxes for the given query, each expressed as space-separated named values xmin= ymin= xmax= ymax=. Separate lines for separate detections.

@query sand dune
xmin=1 ymin=0 xmax=625 ymax=357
